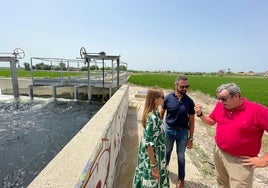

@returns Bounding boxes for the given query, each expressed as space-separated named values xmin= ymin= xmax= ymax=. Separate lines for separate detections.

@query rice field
xmin=128 ymin=73 xmax=268 ymax=107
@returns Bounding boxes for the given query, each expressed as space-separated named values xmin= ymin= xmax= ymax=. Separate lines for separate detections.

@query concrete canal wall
xmin=0 ymin=78 xmax=32 ymax=94
xmin=0 ymin=78 xmax=115 ymax=100
xmin=28 ymin=84 xmax=129 ymax=187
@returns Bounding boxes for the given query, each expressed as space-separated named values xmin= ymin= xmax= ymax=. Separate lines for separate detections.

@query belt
xmin=167 ymin=125 xmax=188 ymax=130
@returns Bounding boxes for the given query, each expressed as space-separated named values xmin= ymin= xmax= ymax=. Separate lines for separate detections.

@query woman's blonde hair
xmin=141 ymin=87 xmax=163 ymax=128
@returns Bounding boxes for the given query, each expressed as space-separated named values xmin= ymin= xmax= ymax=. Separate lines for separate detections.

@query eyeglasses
xmin=178 ymin=85 xmax=190 ymax=89
xmin=159 ymin=96 xmax=165 ymax=99
xmin=217 ymin=96 xmax=232 ymax=102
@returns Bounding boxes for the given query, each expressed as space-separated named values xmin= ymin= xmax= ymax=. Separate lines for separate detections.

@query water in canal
xmin=0 ymin=95 xmax=103 ymax=187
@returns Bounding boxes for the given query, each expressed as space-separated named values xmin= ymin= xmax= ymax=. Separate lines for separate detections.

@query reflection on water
xmin=0 ymin=95 xmax=102 ymax=188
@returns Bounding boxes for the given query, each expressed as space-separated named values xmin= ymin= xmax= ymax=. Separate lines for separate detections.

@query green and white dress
xmin=133 ymin=111 xmax=170 ymax=188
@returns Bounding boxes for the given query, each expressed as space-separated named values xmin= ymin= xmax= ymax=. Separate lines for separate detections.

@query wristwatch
xmin=188 ymin=136 xmax=194 ymax=141
xmin=197 ymin=112 xmax=203 ymax=117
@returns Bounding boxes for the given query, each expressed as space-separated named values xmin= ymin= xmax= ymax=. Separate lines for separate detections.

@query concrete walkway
xmin=114 ymin=86 xmax=213 ymax=188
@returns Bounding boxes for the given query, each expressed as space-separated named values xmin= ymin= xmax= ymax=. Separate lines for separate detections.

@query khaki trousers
xmin=214 ymin=145 xmax=254 ymax=188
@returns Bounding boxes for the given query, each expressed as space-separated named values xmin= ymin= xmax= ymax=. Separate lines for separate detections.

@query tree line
xmin=23 ymin=62 xmax=127 ymax=71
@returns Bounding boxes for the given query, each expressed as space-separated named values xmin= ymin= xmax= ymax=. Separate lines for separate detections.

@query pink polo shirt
xmin=210 ymin=98 xmax=268 ymax=156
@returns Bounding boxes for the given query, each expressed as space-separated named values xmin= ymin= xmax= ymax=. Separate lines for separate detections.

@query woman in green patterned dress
xmin=133 ymin=87 xmax=170 ymax=188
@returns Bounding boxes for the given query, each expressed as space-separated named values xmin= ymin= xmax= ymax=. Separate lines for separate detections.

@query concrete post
xmin=74 ymin=86 xmax=78 ymax=100
xmin=52 ymin=85 xmax=57 ymax=101
xmin=109 ymin=87 xmax=112 ymax=98
xmin=87 ymin=59 xmax=91 ymax=101
xmin=10 ymin=58 xmax=20 ymax=102
xmin=116 ymin=58 xmax=120 ymax=90
xmin=28 ymin=85 xmax=34 ymax=100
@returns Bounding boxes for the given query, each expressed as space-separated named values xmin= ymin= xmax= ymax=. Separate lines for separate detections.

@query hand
xmin=194 ymin=104 xmax=203 ymax=115
xmin=241 ymin=156 xmax=268 ymax=168
xmin=152 ymin=167 xmax=160 ymax=179
xmin=187 ymin=139 xmax=193 ymax=149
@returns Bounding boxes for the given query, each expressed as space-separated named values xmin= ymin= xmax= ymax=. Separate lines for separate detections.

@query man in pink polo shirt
xmin=194 ymin=83 xmax=268 ymax=188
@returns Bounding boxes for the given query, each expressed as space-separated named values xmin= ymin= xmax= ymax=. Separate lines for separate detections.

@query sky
xmin=0 ymin=0 xmax=268 ymax=73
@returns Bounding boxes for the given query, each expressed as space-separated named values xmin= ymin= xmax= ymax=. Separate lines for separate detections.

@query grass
xmin=0 ymin=68 xmax=93 ymax=78
xmin=128 ymin=73 xmax=268 ymax=107
xmin=187 ymin=144 xmax=215 ymax=176
xmin=1 ymin=69 xmax=267 ymax=106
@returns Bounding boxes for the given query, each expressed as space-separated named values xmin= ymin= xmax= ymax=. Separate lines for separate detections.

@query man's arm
xmin=194 ymin=104 xmax=216 ymax=125
xmin=187 ymin=114 xmax=195 ymax=149
xmin=188 ymin=114 xmax=195 ymax=139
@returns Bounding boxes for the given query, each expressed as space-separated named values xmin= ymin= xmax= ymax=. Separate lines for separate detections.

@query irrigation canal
xmin=0 ymin=95 xmax=103 ymax=187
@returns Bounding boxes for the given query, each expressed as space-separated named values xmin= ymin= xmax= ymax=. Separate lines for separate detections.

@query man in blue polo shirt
xmin=160 ymin=75 xmax=195 ymax=188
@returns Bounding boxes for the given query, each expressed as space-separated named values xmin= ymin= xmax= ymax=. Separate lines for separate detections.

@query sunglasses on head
xmin=158 ymin=95 xmax=165 ymax=99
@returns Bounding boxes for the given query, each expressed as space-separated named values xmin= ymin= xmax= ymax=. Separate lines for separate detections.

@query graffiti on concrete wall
xmin=76 ymin=90 xmax=128 ymax=188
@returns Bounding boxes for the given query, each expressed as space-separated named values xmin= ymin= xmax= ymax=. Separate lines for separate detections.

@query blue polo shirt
xmin=162 ymin=92 xmax=195 ymax=129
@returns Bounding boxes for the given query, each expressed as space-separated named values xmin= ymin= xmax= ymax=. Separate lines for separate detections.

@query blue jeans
xmin=165 ymin=125 xmax=188 ymax=180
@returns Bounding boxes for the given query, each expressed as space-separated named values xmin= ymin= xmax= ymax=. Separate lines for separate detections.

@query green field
xmin=0 ymin=68 xmax=88 ymax=78
xmin=1 ymin=69 xmax=267 ymax=107
xmin=128 ymin=73 xmax=268 ymax=107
